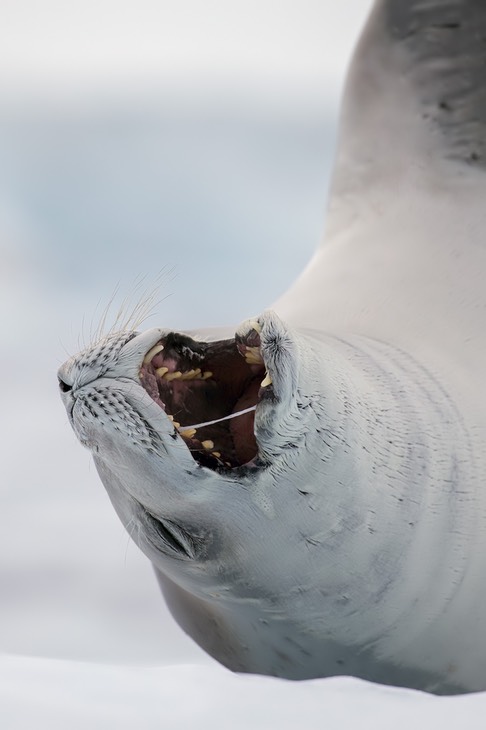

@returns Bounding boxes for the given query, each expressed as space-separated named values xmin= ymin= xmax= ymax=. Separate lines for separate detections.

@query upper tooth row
xmin=156 ymin=367 xmax=213 ymax=382
xmin=143 ymin=345 xmax=214 ymax=381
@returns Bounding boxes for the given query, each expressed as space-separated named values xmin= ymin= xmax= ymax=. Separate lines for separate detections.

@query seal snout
xmin=59 ymin=313 xmax=299 ymax=473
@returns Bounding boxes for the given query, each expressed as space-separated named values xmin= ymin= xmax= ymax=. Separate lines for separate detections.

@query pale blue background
xmin=0 ymin=1 xmax=372 ymax=665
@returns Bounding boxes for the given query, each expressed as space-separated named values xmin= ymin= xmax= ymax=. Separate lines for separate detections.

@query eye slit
xmin=58 ymin=377 xmax=72 ymax=393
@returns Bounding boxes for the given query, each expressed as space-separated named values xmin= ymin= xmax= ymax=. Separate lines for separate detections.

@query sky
xmin=3 ymin=0 xmax=486 ymax=726
xmin=0 ymin=1 xmax=372 ymax=97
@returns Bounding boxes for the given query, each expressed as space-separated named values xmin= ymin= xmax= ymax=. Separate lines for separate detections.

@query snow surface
xmin=2 ymin=1 xmax=486 ymax=726
xmin=3 ymin=655 xmax=486 ymax=730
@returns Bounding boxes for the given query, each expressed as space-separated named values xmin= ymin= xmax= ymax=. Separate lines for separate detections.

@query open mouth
xmin=138 ymin=323 xmax=272 ymax=470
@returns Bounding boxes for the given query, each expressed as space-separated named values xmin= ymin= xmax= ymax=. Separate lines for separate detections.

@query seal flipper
xmin=274 ymin=0 xmax=486 ymax=344
xmin=330 ymin=0 xmax=486 ymax=203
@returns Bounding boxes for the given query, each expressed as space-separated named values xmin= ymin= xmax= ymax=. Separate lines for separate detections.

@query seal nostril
xmin=58 ymin=377 xmax=72 ymax=393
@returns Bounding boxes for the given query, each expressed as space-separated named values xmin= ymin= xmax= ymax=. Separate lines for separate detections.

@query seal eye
xmin=58 ymin=377 xmax=72 ymax=393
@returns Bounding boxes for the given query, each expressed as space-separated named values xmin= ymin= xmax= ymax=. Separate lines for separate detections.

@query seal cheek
xmin=70 ymin=399 xmax=100 ymax=451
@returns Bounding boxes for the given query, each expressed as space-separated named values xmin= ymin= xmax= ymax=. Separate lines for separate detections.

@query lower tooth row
xmin=173 ymin=427 xmax=228 ymax=464
xmin=178 ymin=432 xmax=220 ymax=460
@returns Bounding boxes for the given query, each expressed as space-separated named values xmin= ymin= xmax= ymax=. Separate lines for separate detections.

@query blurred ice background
xmin=5 ymin=2 xmax=485 ymax=727
xmin=0 ymin=0 xmax=372 ymax=665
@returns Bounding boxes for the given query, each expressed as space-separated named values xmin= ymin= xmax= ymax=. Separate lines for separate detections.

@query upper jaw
xmin=57 ymin=328 xmax=165 ymax=402
xmin=100 ymin=327 xmax=167 ymax=382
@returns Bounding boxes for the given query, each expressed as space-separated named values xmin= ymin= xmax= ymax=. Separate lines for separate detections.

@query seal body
xmin=59 ymin=0 xmax=486 ymax=694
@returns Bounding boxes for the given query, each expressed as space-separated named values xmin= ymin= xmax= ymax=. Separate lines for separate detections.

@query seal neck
xmin=302 ymin=332 xmax=474 ymax=646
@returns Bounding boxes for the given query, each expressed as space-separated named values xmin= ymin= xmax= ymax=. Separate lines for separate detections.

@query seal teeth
xmin=202 ymin=440 xmax=214 ymax=450
xmin=143 ymin=344 xmax=164 ymax=364
xmin=244 ymin=346 xmax=264 ymax=365
xmin=261 ymin=372 xmax=272 ymax=388
xmin=202 ymin=371 xmax=213 ymax=380
xmin=211 ymin=451 xmax=221 ymax=458
xmin=180 ymin=428 xmax=197 ymax=439
xmin=164 ymin=371 xmax=182 ymax=381
xmin=156 ymin=366 xmax=169 ymax=377
xmin=180 ymin=369 xmax=197 ymax=380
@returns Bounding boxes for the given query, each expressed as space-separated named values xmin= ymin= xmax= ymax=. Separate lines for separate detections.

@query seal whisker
xmin=124 ymin=517 xmax=137 ymax=566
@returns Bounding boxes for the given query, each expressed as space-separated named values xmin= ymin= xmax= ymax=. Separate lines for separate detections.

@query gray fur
xmin=377 ymin=0 xmax=486 ymax=166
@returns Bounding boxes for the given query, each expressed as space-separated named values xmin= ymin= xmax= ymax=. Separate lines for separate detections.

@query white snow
xmin=3 ymin=655 xmax=486 ymax=729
